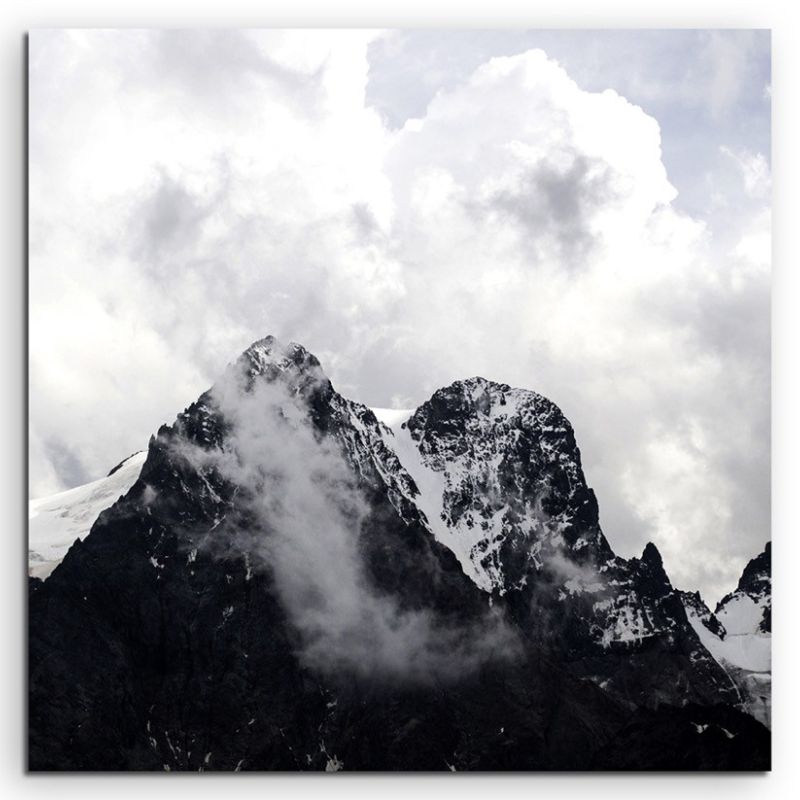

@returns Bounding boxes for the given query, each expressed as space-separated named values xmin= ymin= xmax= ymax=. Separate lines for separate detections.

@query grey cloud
xmin=40 ymin=439 xmax=91 ymax=490
xmin=133 ymin=170 xmax=214 ymax=263
xmin=149 ymin=30 xmax=325 ymax=119
xmin=479 ymin=154 xmax=617 ymax=269
xmin=350 ymin=202 xmax=384 ymax=243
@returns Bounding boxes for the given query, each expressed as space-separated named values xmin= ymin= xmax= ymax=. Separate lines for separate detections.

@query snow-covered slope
xmin=29 ymin=452 xmax=147 ymax=580
xmin=679 ymin=543 xmax=771 ymax=727
xmin=371 ymin=407 xmax=412 ymax=430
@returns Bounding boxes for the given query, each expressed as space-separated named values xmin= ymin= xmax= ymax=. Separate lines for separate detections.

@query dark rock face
xmin=591 ymin=703 xmax=771 ymax=771
xmin=737 ymin=542 xmax=771 ymax=597
xmin=28 ymin=336 xmax=769 ymax=771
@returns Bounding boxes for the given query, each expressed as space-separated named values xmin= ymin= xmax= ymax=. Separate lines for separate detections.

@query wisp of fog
xmin=176 ymin=359 xmax=520 ymax=684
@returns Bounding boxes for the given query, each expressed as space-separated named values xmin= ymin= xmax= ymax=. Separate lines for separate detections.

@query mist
xmin=176 ymin=356 xmax=520 ymax=685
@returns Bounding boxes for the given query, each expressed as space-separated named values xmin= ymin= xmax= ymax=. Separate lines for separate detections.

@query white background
xmin=2 ymin=1 xmax=797 ymax=798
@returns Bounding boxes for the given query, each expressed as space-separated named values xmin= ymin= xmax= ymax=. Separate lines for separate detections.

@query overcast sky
xmin=28 ymin=29 xmax=770 ymax=603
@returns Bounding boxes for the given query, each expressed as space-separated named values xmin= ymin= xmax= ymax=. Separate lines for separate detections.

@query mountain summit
xmin=28 ymin=336 xmax=770 ymax=770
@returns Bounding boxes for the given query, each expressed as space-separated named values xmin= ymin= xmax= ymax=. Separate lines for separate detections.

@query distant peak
xmin=734 ymin=541 xmax=771 ymax=599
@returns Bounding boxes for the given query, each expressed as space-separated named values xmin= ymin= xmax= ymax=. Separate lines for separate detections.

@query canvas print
xmin=28 ymin=30 xmax=771 ymax=771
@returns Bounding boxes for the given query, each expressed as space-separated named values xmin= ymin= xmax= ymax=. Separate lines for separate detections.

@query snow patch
xmin=716 ymin=593 xmax=767 ymax=636
xmin=685 ymin=600 xmax=770 ymax=673
xmin=370 ymin=407 xmax=413 ymax=431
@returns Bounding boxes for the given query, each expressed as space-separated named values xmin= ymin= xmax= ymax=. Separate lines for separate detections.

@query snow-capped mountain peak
xmin=235 ymin=336 xmax=331 ymax=397
xmin=385 ymin=376 xmax=612 ymax=593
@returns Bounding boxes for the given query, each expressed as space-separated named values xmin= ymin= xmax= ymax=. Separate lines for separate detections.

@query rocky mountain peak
xmin=406 ymin=377 xmax=562 ymax=444
xmin=226 ymin=335 xmax=334 ymax=414
xmin=630 ymin=541 xmax=673 ymax=599
xmin=238 ymin=335 xmax=325 ymax=382
xmin=736 ymin=541 xmax=771 ymax=601
xmin=641 ymin=541 xmax=663 ymax=568
xmin=394 ymin=375 xmax=611 ymax=594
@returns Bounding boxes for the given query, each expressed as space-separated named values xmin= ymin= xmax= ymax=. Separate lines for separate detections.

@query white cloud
xmin=29 ymin=32 xmax=770 ymax=604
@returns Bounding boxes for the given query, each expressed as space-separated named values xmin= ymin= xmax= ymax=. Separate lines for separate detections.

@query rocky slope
xmin=28 ymin=336 xmax=770 ymax=770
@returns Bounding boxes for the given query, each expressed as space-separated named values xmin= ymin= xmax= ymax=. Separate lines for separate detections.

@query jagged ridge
xmin=27 ymin=336 xmax=770 ymax=770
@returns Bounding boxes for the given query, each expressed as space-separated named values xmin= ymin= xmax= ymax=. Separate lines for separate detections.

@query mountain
xmin=28 ymin=336 xmax=770 ymax=770
xmin=679 ymin=543 xmax=772 ymax=727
